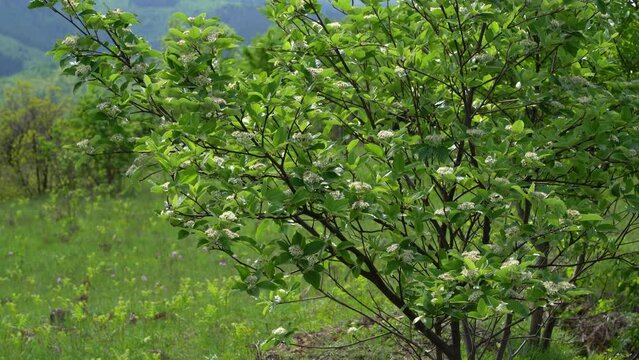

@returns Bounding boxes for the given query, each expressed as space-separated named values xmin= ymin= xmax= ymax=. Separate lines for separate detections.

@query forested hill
xmin=0 ymin=0 xmax=277 ymax=77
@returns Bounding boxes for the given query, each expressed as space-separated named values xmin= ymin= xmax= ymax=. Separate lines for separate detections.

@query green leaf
xmin=304 ymin=241 xmax=325 ymax=255
xmin=256 ymin=219 xmax=277 ymax=242
xmin=511 ymin=120 xmax=525 ymax=133
xmin=579 ymin=214 xmax=604 ymax=222
xmin=365 ymin=143 xmax=384 ymax=158
xmin=303 ymin=271 xmax=321 ymax=289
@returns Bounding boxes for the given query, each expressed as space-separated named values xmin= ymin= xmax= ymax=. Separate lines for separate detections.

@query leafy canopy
xmin=31 ymin=0 xmax=639 ymax=358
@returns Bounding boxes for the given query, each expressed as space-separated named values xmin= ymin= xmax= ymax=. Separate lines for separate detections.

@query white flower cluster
xmin=212 ymin=156 xmax=225 ymax=167
xmin=291 ymin=132 xmax=314 ymax=144
xmin=222 ymin=229 xmax=239 ymax=239
xmin=521 ymin=151 xmax=541 ymax=167
xmin=490 ymin=193 xmax=503 ymax=202
xmin=193 ymin=75 xmax=211 ymax=88
xmin=248 ymin=163 xmax=266 ymax=171
xmin=457 ymin=202 xmax=476 ymax=211
xmin=124 ymin=63 xmax=148 ymax=77
xmin=97 ymin=102 xmax=121 ymax=118
xmin=532 ymin=191 xmax=548 ymax=199
xmin=495 ymin=302 xmax=510 ymax=314
xmin=303 ymin=171 xmax=323 ymax=185
xmin=377 ymin=130 xmax=395 ymax=140
xmin=245 ymin=275 xmax=258 ymax=287
xmin=288 ymin=245 xmax=303 ymax=258
xmin=436 ymin=166 xmax=455 ymax=176
xmin=438 ymin=272 xmax=454 ymax=281
xmin=352 ymin=200 xmax=370 ymax=210
xmin=386 ymin=244 xmax=400 ymax=253
xmin=399 ymin=250 xmax=415 ymax=264
xmin=329 ymin=190 xmax=344 ymax=200
xmin=462 ymin=250 xmax=481 ymax=261
xmin=335 ymin=81 xmax=351 ymax=89
xmin=466 ymin=128 xmax=484 ymax=137
xmin=349 ymin=181 xmax=372 ymax=192
xmin=461 ymin=267 xmax=478 ymax=278
xmin=425 ymin=134 xmax=445 ymax=145
xmin=468 ymin=290 xmax=483 ymax=302
xmin=494 ymin=177 xmax=510 ymax=186
xmin=484 ymin=156 xmax=497 ymax=166
xmin=543 ymin=281 xmax=575 ymax=295
xmin=326 ymin=22 xmax=341 ymax=30
xmin=62 ymin=35 xmax=78 ymax=47
xmin=567 ymin=209 xmax=581 ymax=218
xmin=219 ymin=211 xmax=237 ymax=222
xmin=179 ymin=53 xmax=197 ymax=65
xmin=500 ymin=258 xmax=519 ymax=269
xmin=75 ymin=64 xmax=91 ymax=77
xmin=504 ymin=226 xmax=519 ymax=237
xmin=434 ymin=207 xmax=451 ymax=216
xmin=232 ymin=131 xmax=254 ymax=145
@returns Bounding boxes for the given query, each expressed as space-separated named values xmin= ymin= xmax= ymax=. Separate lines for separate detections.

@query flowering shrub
xmin=31 ymin=0 xmax=639 ymax=358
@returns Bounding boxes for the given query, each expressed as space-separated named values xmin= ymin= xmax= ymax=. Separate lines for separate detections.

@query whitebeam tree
xmin=32 ymin=0 xmax=639 ymax=358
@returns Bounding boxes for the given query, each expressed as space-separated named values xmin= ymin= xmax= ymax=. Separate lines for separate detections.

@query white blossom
xmin=386 ymin=244 xmax=400 ymax=253
xmin=461 ymin=267 xmax=478 ymax=278
xmin=490 ymin=193 xmax=503 ymax=202
xmin=62 ymin=35 xmax=78 ymax=47
xmin=249 ymin=163 xmax=266 ymax=171
xmin=436 ymin=166 xmax=454 ymax=176
xmin=222 ymin=229 xmax=239 ymax=239
xmin=245 ymin=275 xmax=258 ymax=287
xmin=349 ymin=181 xmax=372 ymax=192
xmin=75 ymin=64 xmax=91 ymax=77
xmin=458 ymin=202 xmax=476 ymax=211
xmin=377 ymin=130 xmax=395 ymax=140
xmin=525 ymin=152 xmax=540 ymax=161
xmin=425 ymin=134 xmax=445 ymax=145
xmin=399 ymin=250 xmax=415 ymax=264
xmin=468 ymin=290 xmax=483 ymax=302
xmin=484 ymin=156 xmax=497 ymax=166
xmin=495 ymin=302 xmax=510 ymax=313
xmin=288 ymin=245 xmax=303 ymax=257
xmin=462 ymin=250 xmax=481 ymax=262
xmin=232 ymin=131 xmax=254 ymax=145
xmin=567 ymin=209 xmax=581 ymax=218
xmin=532 ymin=191 xmax=548 ymax=199
xmin=219 ymin=211 xmax=237 ymax=222
xmin=466 ymin=128 xmax=485 ymax=137
xmin=500 ymin=258 xmax=519 ymax=269
xmin=438 ymin=272 xmax=454 ymax=281
xmin=212 ymin=156 xmax=225 ymax=167
xmin=505 ymin=226 xmax=519 ymax=237
xmin=434 ymin=207 xmax=451 ymax=216
xmin=303 ymin=171 xmax=323 ymax=185
xmin=205 ymin=227 xmax=219 ymax=239
xmin=329 ymin=190 xmax=344 ymax=200
xmin=494 ymin=177 xmax=510 ymax=186
xmin=352 ymin=200 xmax=370 ymax=210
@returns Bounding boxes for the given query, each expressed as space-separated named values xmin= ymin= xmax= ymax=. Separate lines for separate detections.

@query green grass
xmin=0 ymin=190 xmax=365 ymax=359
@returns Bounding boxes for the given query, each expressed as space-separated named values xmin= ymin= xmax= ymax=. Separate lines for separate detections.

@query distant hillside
xmin=0 ymin=0 xmax=272 ymax=77
xmin=0 ymin=0 xmax=344 ymax=78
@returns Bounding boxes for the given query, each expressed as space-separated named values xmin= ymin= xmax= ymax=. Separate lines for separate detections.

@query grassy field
xmin=0 ymin=189 xmax=606 ymax=360
xmin=0 ymin=190 xmax=397 ymax=359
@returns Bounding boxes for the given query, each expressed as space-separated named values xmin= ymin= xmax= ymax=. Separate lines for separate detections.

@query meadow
xmin=0 ymin=189 xmax=401 ymax=359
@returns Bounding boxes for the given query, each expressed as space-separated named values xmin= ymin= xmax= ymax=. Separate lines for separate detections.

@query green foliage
xmin=0 ymin=81 xmax=67 ymax=196
xmin=0 ymin=192 xmax=369 ymax=359
xmin=35 ymin=0 xmax=639 ymax=358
